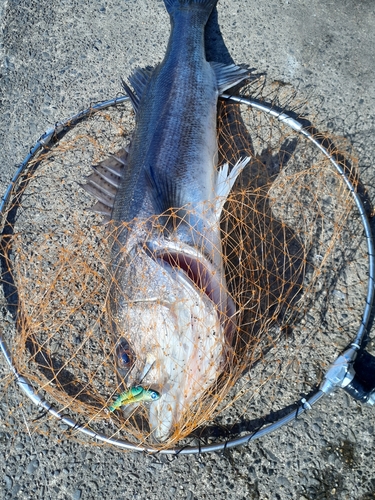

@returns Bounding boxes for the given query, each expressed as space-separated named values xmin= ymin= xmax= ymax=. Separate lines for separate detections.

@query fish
xmin=82 ymin=0 xmax=250 ymax=441
xmin=108 ymin=386 xmax=160 ymax=412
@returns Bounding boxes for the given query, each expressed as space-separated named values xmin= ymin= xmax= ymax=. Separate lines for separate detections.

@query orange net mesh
xmin=0 ymin=80 xmax=369 ymax=449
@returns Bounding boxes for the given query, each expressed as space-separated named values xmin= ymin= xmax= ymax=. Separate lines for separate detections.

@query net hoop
xmin=0 ymin=93 xmax=373 ymax=455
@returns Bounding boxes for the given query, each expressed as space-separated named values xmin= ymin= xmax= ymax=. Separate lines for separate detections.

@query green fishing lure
xmin=108 ymin=386 xmax=160 ymax=412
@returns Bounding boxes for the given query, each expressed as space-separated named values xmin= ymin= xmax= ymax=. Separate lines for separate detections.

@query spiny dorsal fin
xmin=122 ymin=67 xmax=154 ymax=113
xmin=80 ymin=181 xmax=115 ymax=207
xmin=91 ymin=148 xmax=128 ymax=188
xmin=91 ymin=201 xmax=112 ymax=217
xmin=210 ymin=62 xmax=250 ymax=94
xmin=81 ymin=148 xmax=128 ymax=216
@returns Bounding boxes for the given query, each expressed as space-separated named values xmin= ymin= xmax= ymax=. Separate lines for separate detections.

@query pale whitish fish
xmin=82 ymin=0 xmax=250 ymax=441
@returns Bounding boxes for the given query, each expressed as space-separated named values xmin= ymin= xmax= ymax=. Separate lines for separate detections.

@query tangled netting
xmin=0 ymin=80 xmax=370 ymax=450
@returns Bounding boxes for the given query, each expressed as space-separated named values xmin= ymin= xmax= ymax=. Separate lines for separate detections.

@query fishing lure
xmin=108 ymin=386 xmax=160 ymax=412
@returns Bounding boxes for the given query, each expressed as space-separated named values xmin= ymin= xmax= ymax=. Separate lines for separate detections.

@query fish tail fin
xmin=163 ymin=0 xmax=217 ymax=20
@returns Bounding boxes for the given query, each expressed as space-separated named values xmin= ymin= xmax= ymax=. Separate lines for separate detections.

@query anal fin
xmin=210 ymin=62 xmax=250 ymax=94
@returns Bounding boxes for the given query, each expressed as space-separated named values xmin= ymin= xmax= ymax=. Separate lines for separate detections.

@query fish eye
xmin=115 ymin=339 xmax=135 ymax=371
xmin=119 ymin=350 xmax=131 ymax=365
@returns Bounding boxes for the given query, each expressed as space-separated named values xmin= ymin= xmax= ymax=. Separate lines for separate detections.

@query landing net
xmin=0 ymin=80 xmax=372 ymax=452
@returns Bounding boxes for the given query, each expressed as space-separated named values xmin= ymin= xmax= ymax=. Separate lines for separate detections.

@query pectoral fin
xmin=215 ymin=156 xmax=251 ymax=219
xmin=145 ymin=165 xmax=185 ymax=215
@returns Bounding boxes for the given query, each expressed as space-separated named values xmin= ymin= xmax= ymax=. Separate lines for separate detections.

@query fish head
xmin=109 ymin=244 xmax=233 ymax=442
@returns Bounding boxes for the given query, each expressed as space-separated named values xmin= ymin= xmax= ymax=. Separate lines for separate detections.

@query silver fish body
xmin=113 ymin=4 xmax=220 ymax=237
xmin=83 ymin=0 xmax=249 ymax=441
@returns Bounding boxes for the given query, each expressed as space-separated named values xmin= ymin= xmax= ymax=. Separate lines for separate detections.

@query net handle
xmin=0 ymin=93 xmax=373 ymax=454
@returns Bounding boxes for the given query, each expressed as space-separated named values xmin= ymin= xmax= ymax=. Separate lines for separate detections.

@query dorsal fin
xmin=129 ymin=67 xmax=154 ymax=100
xmin=81 ymin=148 xmax=128 ymax=216
xmin=91 ymin=148 xmax=128 ymax=188
xmin=91 ymin=201 xmax=112 ymax=217
xmin=79 ymin=181 xmax=115 ymax=207
xmin=122 ymin=67 xmax=154 ymax=113
xmin=122 ymin=79 xmax=139 ymax=112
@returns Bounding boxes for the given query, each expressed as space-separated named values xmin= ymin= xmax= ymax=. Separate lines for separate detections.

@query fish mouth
xmin=146 ymin=240 xmax=236 ymax=328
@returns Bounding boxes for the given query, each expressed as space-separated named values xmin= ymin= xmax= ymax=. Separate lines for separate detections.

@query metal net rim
xmin=0 ymin=93 xmax=373 ymax=455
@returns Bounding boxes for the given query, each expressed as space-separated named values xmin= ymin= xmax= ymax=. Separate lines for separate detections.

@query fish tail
xmin=163 ymin=0 xmax=218 ymax=20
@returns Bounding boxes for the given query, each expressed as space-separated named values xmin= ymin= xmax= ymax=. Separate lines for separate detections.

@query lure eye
xmin=151 ymin=391 xmax=159 ymax=400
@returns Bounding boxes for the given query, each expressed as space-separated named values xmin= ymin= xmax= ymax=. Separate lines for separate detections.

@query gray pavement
xmin=1 ymin=0 xmax=375 ymax=499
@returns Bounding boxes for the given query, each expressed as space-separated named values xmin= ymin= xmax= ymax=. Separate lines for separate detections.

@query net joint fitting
xmin=320 ymin=343 xmax=375 ymax=406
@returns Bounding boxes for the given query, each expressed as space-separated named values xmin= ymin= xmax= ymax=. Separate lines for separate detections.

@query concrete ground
xmin=0 ymin=0 xmax=375 ymax=498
